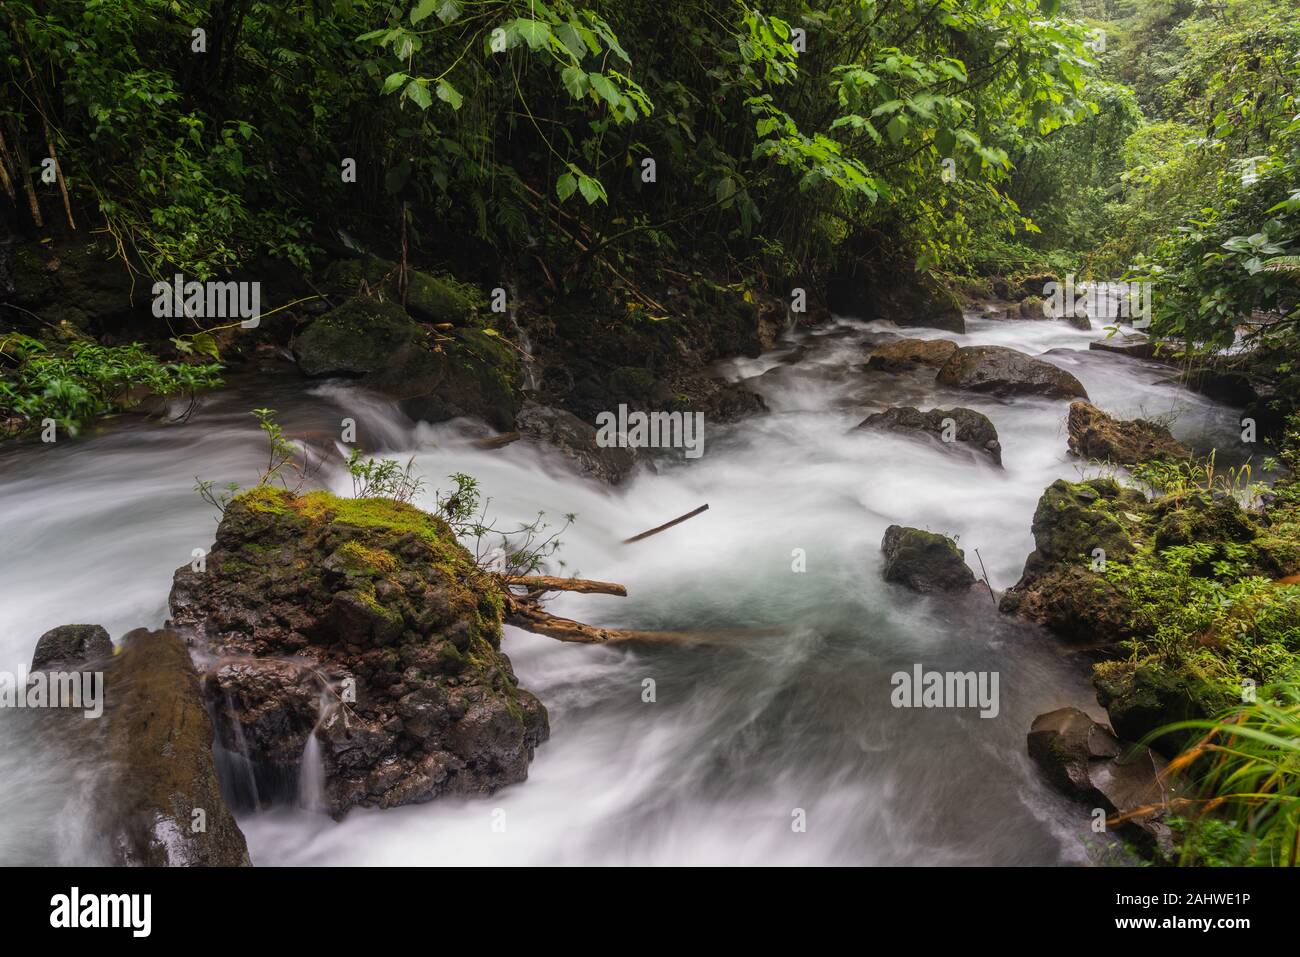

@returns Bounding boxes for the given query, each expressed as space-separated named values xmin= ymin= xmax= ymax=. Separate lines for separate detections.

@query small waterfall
xmin=296 ymin=693 xmax=330 ymax=813
xmin=505 ymin=281 xmax=542 ymax=391
xmin=212 ymin=689 xmax=261 ymax=812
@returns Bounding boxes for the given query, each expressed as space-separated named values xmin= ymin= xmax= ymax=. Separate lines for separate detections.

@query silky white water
xmin=0 ymin=312 xmax=1245 ymax=865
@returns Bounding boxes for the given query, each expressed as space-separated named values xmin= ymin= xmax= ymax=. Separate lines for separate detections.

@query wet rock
xmin=999 ymin=479 xmax=1144 ymax=642
xmin=1089 ymin=334 xmax=1159 ymax=359
xmin=1093 ymin=660 xmax=1232 ymax=759
xmin=32 ymin=624 xmax=113 ymax=671
xmin=865 ymin=338 xmax=958 ymax=371
xmin=1027 ymin=707 xmax=1182 ymax=858
xmin=880 ymin=525 xmax=976 ymax=592
xmin=1067 ymin=401 xmax=1190 ymax=465
xmin=170 ymin=488 xmax=548 ymax=818
xmin=827 ymin=257 xmax=965 ymax=333
xmin=1018 ymin=296 xmax=1046 ymax=319
xmin=936 ymin=345 xmax=1088 ymax=399
xmin=294 ymin=298 xmax=521 ymax=430
xmin=106 ymin=628 xmax=252 ymax=866
xmin=294 ymin=298 xmax=420 ymax=376
xmin=516 ymin=400 xmax=639 ymax=484
xmin=321 ymin=256 xmax=484 ymax=326
xmin=857 ymin=406 xmax=1002 ymax=466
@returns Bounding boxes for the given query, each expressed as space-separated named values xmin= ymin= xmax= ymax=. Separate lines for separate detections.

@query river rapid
xmin=0 ymin=308 xmax=1245 ymax=865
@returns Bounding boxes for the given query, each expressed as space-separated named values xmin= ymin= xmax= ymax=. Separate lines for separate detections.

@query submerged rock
xmin=170 ymin=488 xmax=548 ymax=818
xmin=1027 ymin=706 xmax=1182 ymax=858
xmin=1067 ymin=401 xmax=1190 ymax=465
xmin=857 ymin=405 xmax=1002 ymax=466
xmin=937 ymin=345 xmax=1088 ymax=399
xmin=880 ymin=525 xmax=976 ymax=592
xmin=865 ymin=337 xmax=958 ymax=371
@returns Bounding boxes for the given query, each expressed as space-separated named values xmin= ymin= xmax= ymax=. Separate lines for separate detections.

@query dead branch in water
xmin=623 ymin=504 xmax=709 ymax=544
xmin=503 ymin=599 xmax=749 ymax=645
xmin=506 ymin=575 xmax=627 ymax=596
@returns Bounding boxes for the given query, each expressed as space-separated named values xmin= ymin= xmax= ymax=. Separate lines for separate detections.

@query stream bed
xmin=0 ymin=310 xmax=1245 ymax=865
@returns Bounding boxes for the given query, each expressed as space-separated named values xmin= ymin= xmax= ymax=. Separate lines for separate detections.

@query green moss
xmin=236 ymin=485 xmax=293 ymax=515
xmin=336 ymin=540 xmax=399 ymax=575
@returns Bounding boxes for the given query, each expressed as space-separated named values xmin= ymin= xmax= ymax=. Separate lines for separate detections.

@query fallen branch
xmin=623 ymin=504 xmax=709 ymax=544
xmin=471 ymin=431 xmax=521 ymax=450
xmin=506 ymin=575 xmax=627 ymax=596
xmin=504 ymin=600 xmax=753 ymax=645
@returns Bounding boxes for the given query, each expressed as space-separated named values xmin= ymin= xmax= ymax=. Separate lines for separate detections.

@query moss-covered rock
xmin=1000 ymin=479 xmax=1147 ymax=643
xmin=293 ymin=297 xmax=421 ymax=375
xmin=880 ymin=525 xmax=976 ymax=592
xmin=321 ymin=256 xmax=484 ymax=326
xmin=1093 ymin=659 xmax=1232 ymax=758
xmin=8 ymin=238 xmax=137 ymax=337
xmin=1067 ymin=401 xmax=1190 ymax=466
xmin=170 ymin=487 xmax=547 ymax=817
xmin=294 ymin=296 xmax=521 ymax=429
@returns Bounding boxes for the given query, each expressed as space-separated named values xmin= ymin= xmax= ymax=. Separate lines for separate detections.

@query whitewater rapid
xmin=0 ymin=311 xmax=1245 ymax=865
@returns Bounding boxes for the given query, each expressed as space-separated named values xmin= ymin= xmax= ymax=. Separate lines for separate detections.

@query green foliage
xmin=0 ymin=333 xmax=222 ymax=436
xmin=346 ymin=449 xmax=425 ymax=503
xmin=1162 ymin=671 xmax=1300 ymax=867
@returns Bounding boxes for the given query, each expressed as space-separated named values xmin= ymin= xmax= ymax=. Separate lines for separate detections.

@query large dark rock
xmin=294 ymin=297 xmax=521 ymax=430
xmin=516 ymin=400 xmax=639 ymax=485
xmin=880 ymin=525 xmax=976 ymax=592
xmin=937 ymin=345 xmax=1088 ymax=399
xmin=169 ymin=488 xmax=548 ymax=818
xmin=827 ymin=256 xmax=965 ymax=333
xmin=857 ymin=405 xmax=1002 ymax=466
xmin=1067 ymin=401 xmax=1190 ymax=465
xmin=1027 ymin=707 xmax=1183 ymax=858
xmin=321 ymin=256 xmax=485 ymax=326
xmin=294 ymin=298 xmax=420 ymax=376
xmin=865 ymin=337 xmax=958 ymax=371
xmin=31 ymin=624 xmax=113 ymax=671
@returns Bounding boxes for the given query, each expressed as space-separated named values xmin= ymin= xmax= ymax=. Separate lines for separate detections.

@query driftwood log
xmin=499 ymin=574 xmax=730 ymax=644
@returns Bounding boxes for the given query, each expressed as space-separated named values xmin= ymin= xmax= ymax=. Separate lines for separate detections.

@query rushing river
xmin=0 ymin=309 xmax=1246 ymax=865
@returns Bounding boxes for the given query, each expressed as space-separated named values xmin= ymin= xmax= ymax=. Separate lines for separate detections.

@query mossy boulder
xmin=170 ymin=487 xmax=547 ymax=817
xmin=880 ymin=525 xmax=976 ymax=592
xmin=321 ymin=256 xmax=484 ymax=326
xmin=1000 ymin=479 xmax=1146 ymax=643
xmin=294 ymin=297 xmax=421 ymax=375
xmin=1067 ymin=401 xmax=1190 ymax=466
xmin=295 ymin=297 xmax=521 ymax=429
xmin=7 ymin=238 xmax=136 ymax=336
xmin=1093 ymin=659 xmax=1232 ymax=758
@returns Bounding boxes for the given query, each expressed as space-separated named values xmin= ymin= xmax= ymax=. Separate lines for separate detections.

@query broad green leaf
xmin=436 ymin=80 xmax=463 ymax=110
